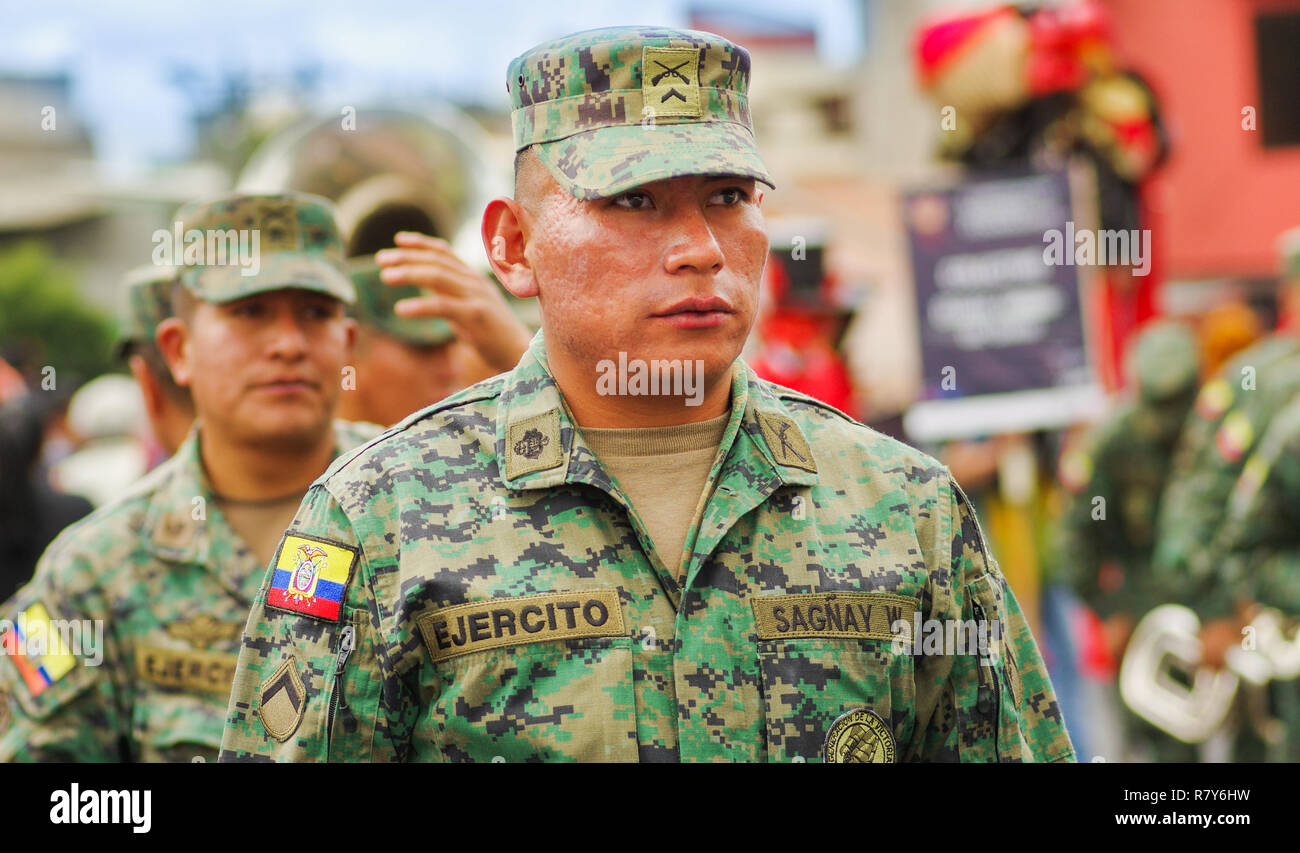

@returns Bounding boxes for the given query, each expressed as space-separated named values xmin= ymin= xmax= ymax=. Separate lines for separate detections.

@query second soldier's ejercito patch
xmin=824 ymin=708 xmax=896 ymax=763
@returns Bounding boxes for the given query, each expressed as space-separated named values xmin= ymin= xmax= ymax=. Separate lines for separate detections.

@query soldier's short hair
xmin=126 ymin=338 xmax=192 ymax=410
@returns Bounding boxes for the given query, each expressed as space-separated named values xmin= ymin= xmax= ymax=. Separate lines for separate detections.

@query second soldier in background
xmin=0 ymin=192 xmax=378 ymax=761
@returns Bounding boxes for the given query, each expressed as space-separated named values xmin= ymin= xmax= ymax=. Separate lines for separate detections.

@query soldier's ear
xmin=481 ymin=197 xmax=539 ymax=299
xmin=341 ymin=316 xmax=358 ymax=353
xmin=154 ymin=316 xmax=193 ymax=388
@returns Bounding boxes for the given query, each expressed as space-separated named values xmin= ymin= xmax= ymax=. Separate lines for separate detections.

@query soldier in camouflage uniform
xmin=1201 ymin=399 xmax=1300 ymax=763
xmin=1218 ymin=394 xmax=1300 ymax=622
xmin=1152 ymin=231 xmax=1300 ymax=646
xmin=1057 ymin=321 xmax=1200 ymax=761
xmin=0 ymin=192 xmax=379 ymax=761
xmin=1191 ymin=230 xmax=1300 ymax=761
xmin=115 ymin=263 xmax=195 ymax=459
xmin=220 ymin=27 xmax=1074 ymax=763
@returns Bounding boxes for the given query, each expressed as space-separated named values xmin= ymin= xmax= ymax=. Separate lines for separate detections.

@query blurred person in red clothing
xmin=748 ymin=226 xmax=859 ymax=418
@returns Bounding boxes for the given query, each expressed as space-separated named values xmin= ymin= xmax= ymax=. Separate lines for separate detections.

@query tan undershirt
xmin=215 ymin=491 xmax=309 ymax=568
xmin=582 ymin=412 xmax=729 ymax=583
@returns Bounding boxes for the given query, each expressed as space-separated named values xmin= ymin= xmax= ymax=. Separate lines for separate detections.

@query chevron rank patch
xmin=258 ymin=656 xmax=306 ymax=741
xmin=267 ymin=534 xmax=358 ymax=622
xmin=642 ymin=46 xmax=701 ymax=117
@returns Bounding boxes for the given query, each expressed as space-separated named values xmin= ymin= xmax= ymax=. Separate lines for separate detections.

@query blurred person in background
xmin=1182 ymin=231 xmax=1300 ymax=762
xmin=1142 ymin=227 xmax=1300 ymax=761
xmin=1152 ymin=229 xmax=1300 ymax=670
xmin=0 ymin=192 xmax=379 ymax=761
xmin=49 ymin=374 xmax=149 ymax=509
xmin=115 ymin=264 xmax=195 ymax=463
xmin=748 ymin=228 xmax=859 ymax=418
xmin=1198 ymin=300 xmax=1262 ymax=381
xmin=339 ymin=242 xmax=531 ymax=427
xmin=1057 ymin=321 xmax=1200 ymax=761
xmin=0 ymin=359 xmax=24 ymax=403
xmin=0 ymin=392 xmax=94 ymax=602
xmin=1213 ymin=392 xmax=1300 ymax=762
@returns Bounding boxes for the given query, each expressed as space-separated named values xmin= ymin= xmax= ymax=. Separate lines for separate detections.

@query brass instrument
xmin=1120 ymin=603 xmax=1300 ymax=745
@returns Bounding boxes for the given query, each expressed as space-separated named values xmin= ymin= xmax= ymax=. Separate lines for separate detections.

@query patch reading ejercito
xmin=417 ymin=589 xmax=626 ymax=663
xmin=752 ymin=592 xmax=919 ymax=641
xmin=135 ymin=646 xmax=239 ymax=694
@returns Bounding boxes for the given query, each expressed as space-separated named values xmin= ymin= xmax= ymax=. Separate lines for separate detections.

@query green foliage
xmin=0 ymin=241 xmax=116 ymax=387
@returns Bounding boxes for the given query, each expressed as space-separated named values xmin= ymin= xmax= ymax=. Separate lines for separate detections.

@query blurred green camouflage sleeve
xmin=1058 ymin=436 xmax=1121 ymax=617
xmin=912 ymin=482 xmax=1075 ymax=762
xmin=1056 ymin=422 xmax=1150 ymax=619
xmin=0 ymin=539 xmax=127 ymax=762
xmin=1215 ymin=404 xmax=1300 ymax=615
xmin=219 ymin=482 xmax=407 ymax=762
xmin=1152 ymin=339 xmax=1300 ymax=616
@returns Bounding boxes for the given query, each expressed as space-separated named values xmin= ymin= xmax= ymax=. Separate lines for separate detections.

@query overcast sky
xmin=1 ymin=0 xmax=864 ymax=167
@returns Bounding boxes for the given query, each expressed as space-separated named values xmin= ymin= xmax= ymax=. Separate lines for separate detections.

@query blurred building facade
xmin=1105 ymin=0 xmax=1300 ymax=283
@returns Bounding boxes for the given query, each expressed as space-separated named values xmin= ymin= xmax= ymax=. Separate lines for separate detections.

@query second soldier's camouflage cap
xmin=1131 ymin=320 xmax=1199 ymax=403
xmin=114 ymin=263 xmax=179 ymax=359
xmin=347 ymin=257 xmax=454 ymax=347
xmin=172 ymin=191 xmax=355 ymax=305
xmin=508 ymin=25 xmax=775 ymax=200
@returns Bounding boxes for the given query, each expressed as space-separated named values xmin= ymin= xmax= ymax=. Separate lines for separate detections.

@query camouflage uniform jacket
xmin=220 ymin=336 xmax=1073 ymax=763
xmin=1216 ymin=394 xmax=1300 ymax=616
xmin=1151 ymin=335 xmax=1300 ymax=616
xmin=1058 ymin=397 xmax=1187 ymax=619
xmin=0 ymin=420 xmax=379 ymax=762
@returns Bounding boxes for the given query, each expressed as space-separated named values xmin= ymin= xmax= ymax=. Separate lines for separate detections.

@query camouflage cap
xmin=1130 ymin=320 xmax=1199 ymax=403
xmin=172 ymin=192 xmax=355 ymax=305
xmin=114 ymin=263 xmax=179 ymax=359
xmin=508 ymin=26 xmax=775 ymax=200
xmin=347 ymin=257 xmax=454 ymax=347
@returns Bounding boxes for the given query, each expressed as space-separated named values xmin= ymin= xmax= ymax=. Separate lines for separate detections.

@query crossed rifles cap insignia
xmin=651 ymin=59 xmax=692 ymax=103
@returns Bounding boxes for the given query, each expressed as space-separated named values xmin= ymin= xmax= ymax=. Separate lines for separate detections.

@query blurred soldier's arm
xmin=0 ymin=540 xmax=128 ymax=762
xmin=220 ymin=483 xmax=408 ymax=762
xmin=1058 ymin=429 xmax=1129 ymax=616
xmin=911 ymin=481 xmax=1075 ymax=762
xmin=1057 ymin=425 xmax=1143 ymax=659
xmin=1148 ymin=381 xmax=1237 ymax=604
xmin=376 ymin=232 xmax=532 ymax=376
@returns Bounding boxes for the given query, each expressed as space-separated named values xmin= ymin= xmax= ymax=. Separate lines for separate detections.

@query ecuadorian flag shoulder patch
xmin=266 ymin=534 xmax=359 ymax=622
xmin=2 ymin=602 xmax=77 ymax=698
